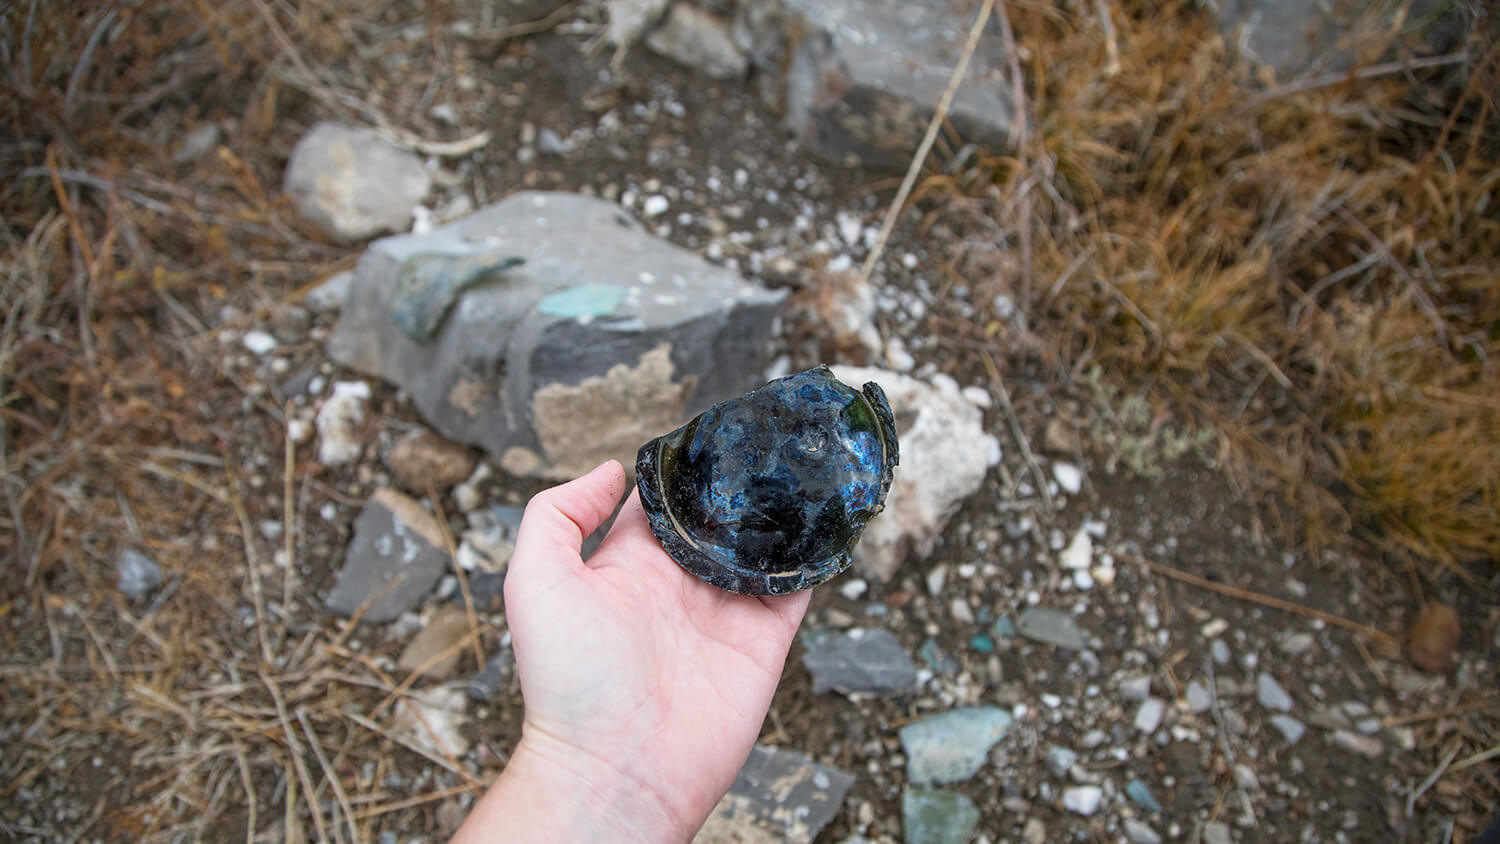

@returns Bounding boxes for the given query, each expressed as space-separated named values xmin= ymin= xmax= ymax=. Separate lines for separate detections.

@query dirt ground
xmin=3 ymin=2 xmax=1497 ymax=842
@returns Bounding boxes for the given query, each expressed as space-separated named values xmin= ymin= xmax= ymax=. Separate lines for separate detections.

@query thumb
xmin=511 ymin=460 xmax=627 ymax=575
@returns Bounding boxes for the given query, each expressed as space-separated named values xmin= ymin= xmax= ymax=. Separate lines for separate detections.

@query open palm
xmin=499 ymin=460 xmax=811 ymax=841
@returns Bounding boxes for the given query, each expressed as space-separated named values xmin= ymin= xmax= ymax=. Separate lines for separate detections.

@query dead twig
xmin=982 ymin=347 xmax=1053 ymax=511
xmin=860 ymin=0 xmax=995 ymax=283
xmin=1237 ymin=51 xmax=1473 ymax=115
xmin=297 ymin=707 xmax=359 ymax=844
xmin=1118 ymin=552 xmax=1399 ymax=647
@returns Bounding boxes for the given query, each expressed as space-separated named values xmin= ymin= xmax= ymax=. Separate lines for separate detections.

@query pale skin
xmin=453 ymin=460 xmax=812 ymax=843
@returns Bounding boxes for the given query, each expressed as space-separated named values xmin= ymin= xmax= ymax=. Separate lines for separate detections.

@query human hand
xmin=454 ymin=460 xmax=811 ymax=843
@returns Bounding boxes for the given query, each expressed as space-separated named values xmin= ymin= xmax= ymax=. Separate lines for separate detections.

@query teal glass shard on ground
xmin=636 ymin=366 xmax=899 ymax=596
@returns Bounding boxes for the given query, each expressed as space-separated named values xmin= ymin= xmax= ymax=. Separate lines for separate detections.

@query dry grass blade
xmin=859 ymin=0 xmax=996 ymax=283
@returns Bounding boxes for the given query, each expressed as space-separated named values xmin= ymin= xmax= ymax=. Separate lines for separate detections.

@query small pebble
xmin=1269 ymin=714 xmax=1306 ymax=744
xmin=1256 ymin=672 xmax=1294 ymax=712
xmin=1052 ymin=462 xmax=1083 ymax=494
xmin=1061 ymin=785 xmax=1103 ymax=816
xmin=243 ymin=330 xmax=278 ymax=354
xmin=1119 ymin=675 xmax=1152 ymax=701
xmin=1211 ymin=639 xmax=1231 ymax=665
xmin=1124 ymin=818 xmax=1163 ymax=844
xmin=1134 ymin=697 xmax=1166 ymax=733
xmin=642 ymin=195 xmax=669 ymax=217
xmin=840 ymin=578 xmax=869 ymax=600
xmin=1201 ymin=821 xmax=1232 ymax=844
xmin=1186 ymin=681 xmax=1213 ymax=713
xmin=1330 ymin=730 xmax=1384 ymax=758
xmin=1044 ymin=745 xmax=1078 ymax=778
xmin=1125 ymin=778 xmax=1163 ymax=813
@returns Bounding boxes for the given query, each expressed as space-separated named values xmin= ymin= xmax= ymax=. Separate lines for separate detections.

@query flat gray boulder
xmin=284 ymin=122 xmax=431 ymax=243
xmin=328 ymin=191 xmax=785 ymax=480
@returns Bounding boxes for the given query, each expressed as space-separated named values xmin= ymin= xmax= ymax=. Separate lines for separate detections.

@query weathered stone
xmin=316 ymin=381 xmax=371 ymax=466
xmin=393 ymin=685 xmax=469 ymax=758
xmin=1407 ymin=601 xmax=1460 ymax=673
xmin=1125 ymin=778 xmax=1162 ymax=814
xmin=1016 ymin=606 xmax=1088 ymax=651
xmin=1200 ymin=821 xmax=1232 ymax=844
xmin=326 ymin=489 xmax=451 ymax=623
xmin=329 ymin=192 xmax=785 ymax=480
xmin=397 ymin=605 xmax=472 ymax=680
xmin=1186 ymin=680 xmax=1214 ymax=713
xmin=733 ymin=0 xmax=1016 ymax=169
xmin=646 ymin=3 xmax=749 ymax=79
xmin=1256 ymin=672 xmax=1294 ymax=712
xmin=901 ymin=788 xmax=979 ymax=844
xmin=829 ymin=366 xmax=997 ymax=582
xmin=1062 ymin=784 xmax=1103 ymax=816
xmin=117 ymin=549 xmax=163 ymax=600
xmin=899 ymin=706 xmax=1011 ymax=785
xmin=801 ymin=628 xmax=918 ymax=695
xmin=1269 ymin=714 xmax=1306 ymax=744
xmin=1213 ymin=0 xmax=1468 ymax=80
xmin=284 ymin=122 xmax=431 ymax=243
xmin=697 ymin=745 xmax=854 ymax=844
xmin=385 ymin=429 xmax=476 ymax=492
xmin=1124 ymin=819 xmax=1163 ymax=844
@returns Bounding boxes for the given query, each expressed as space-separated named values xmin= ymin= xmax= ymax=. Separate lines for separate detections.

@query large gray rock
xmin=326 ymin=489 xmax=451 ymax=623
xmin=830 ymin=366 xmax=998 ymax=583
xmin=329 ymin=192 xmax=786 ymax=480
xmin=695 ymin=745 xmax=854 ymax=843
xmin=284 ymin=123 xmax=431 ymax=243
xmin=734 ymin=0 xmax=1017 ymax=169
xmin=1214 ymin=0 xmax=1468 ymax=79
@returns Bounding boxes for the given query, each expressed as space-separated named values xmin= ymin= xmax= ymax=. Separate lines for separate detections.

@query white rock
xmin=832 ymin=367 xmax=998 ymax=583
xmin=1269 ymin=714 xmax=1306 ymax=744
xmin=1124 ymin=819 xmax=1163 ymax=844
xmin=1256 ymin=672 xmax=1294 ymax=712
xmin=949 ymin=598 xmax=974 ymax=624
xmin=1071 ymin=569 xmax=1094 ymax=591
xmin=393 ymin=685 xmax=470 ymax=758
xmin=284 ymin=123 xmax=431 ymax=243
xmin=642 ymin=195 xmax=670 ymax=217
xmin=1089 ymin=564 xmax=1116 ymax=587
xmin=242 ymin=330 xmax=278 ymax=355
xmin=287 ymin=418 xmax=314 ymax=444
xmin=1185 ymin=681 xmax=1214 ymax=713
xmin=961 ymin=385 xmax=991 ymax=408
xmin=316 ymin=381 xmax=371 ymax=466
xmin=1061 ymin=785 xmax=1103 ymax=816
xmin=1330 ymin=729 xmax=1384 ymax=758
xmin=1051 ymin=462 xmax=1083 ymax=495
xmin=840 ymin=578 xmax=869 ymax=600
xmin=1119 ymin=674 xmax=1152 ymax=701
xmin=1059 ymin=527 xmax=1092 ymax=570
xmin=925 ymin=564 xmax=947 ymax=596
xmin=1135 ymin=697 xmax=1166 ymax=733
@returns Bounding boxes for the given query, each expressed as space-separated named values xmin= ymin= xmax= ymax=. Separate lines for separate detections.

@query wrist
xmin=455 ymin=726 xmax=694 ymax=844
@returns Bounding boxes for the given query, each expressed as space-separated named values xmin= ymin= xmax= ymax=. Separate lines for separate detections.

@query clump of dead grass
xmin=2 ymin=1 xmax=518 ymax=839
xmin=917 ymin=0 xmax=1497 ymax=828
xmin=931 ymin=1 xmax=1498 ymax=576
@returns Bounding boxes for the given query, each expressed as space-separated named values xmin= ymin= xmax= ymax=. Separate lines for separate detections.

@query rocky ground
xmin=4 ymin=2 xmax=1496 ymax=843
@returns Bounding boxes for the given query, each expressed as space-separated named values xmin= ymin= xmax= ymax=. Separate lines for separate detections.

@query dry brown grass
xmin=922 ymin=1 xmax=1498 ymax=577
xmin=913 ymin=0 xmax=1499 ymax=828
xmin=1 ymin=1 xmax=517 ymax=839
xmin=2 ymin=0 xmax=1497 ymax=838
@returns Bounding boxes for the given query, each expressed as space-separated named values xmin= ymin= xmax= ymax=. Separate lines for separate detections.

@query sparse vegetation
xmin=2 ymin=0 xmax=1495 ymax=839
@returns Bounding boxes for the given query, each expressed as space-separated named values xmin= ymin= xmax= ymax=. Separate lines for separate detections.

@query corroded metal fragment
xmin=636 ymin=366 xmax=898 ymax=595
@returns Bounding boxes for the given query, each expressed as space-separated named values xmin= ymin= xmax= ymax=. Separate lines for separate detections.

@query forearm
xmin=452 ymin=731 xmax=695 ymax=844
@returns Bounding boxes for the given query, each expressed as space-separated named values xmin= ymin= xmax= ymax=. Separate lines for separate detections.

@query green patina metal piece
xmin=392 ymin=252 xmax=525 ymax=342
xmin=537 ymin=283 xmax=628 ymax=320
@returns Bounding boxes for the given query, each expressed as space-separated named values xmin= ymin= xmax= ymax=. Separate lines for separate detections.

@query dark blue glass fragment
xmin=636 ymin=366 xmax=899 ymax=596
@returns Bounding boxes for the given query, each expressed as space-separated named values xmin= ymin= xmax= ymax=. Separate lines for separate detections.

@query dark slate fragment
xmin=704 ymin=745 xmax=855 ymax=843
xmin=802 ymin=627 xmax=918 ymax=695
xmin=326 ymin=489 xmax=450 ymax=623
xmin=636 ymin=366 xmax=898 ymax=596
